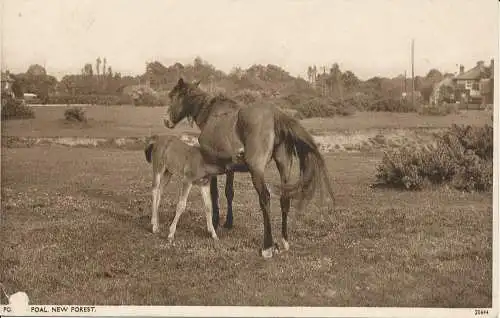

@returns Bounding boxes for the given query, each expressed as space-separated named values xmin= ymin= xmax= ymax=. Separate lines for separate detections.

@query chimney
xmin=477 ymin=60 xmax=485 ymax=68
xmin=459 ymin=65 xmax=464 ymax=74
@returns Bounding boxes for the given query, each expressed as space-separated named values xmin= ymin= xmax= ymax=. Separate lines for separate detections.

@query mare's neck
xmin=188 ymin=90 xmax=214 ymax=130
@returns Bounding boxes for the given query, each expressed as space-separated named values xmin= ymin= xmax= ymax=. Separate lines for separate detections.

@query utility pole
xmin=411 ymin=39 xmax=415 ymax=107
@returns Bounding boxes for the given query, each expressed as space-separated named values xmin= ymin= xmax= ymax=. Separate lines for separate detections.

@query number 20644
xmin=475 ymin=309 xmax=489 ymax=315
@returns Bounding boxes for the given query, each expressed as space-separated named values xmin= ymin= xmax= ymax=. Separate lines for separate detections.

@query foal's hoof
xmin=260 ymin=244 xmax=280 ymax=259
xmin=223 ymin=221 xmax=233 ymax=229
xmin=151 ymin=225 xmax=159 ymax=234
xmin=281 ymin=239 xmax=290 ymax=251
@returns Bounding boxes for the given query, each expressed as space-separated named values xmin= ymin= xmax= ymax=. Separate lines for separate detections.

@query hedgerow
xmin=375 ymin=123 xmax=493 ymax=191
xmin=1 ymin=98 xmax=35 ymax=120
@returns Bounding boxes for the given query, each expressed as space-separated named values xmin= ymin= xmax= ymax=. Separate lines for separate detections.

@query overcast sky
xmin=1 ymin=0 xmax=498 ymax=80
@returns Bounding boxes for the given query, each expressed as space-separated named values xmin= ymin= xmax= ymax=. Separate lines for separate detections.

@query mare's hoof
xmin=260 ymin=244 xmax=280 ymax=259
xmin=223 ymin=222 xmax=233 ymax=229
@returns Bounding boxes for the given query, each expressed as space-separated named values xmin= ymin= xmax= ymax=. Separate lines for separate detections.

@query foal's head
xmin=164 ymin=78 xmax=201 ymax=129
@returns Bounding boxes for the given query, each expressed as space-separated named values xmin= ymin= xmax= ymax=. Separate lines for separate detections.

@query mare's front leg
xmin=223 ymin=171 xmax=235 ymax=229
xmin=210 ymin=176 xmax=220 ymax=229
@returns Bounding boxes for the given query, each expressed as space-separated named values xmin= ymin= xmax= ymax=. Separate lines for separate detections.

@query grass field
xmin=1 ymin=105 xmax=492 ymax=137
xmin=0 ymin=106 xmax=493 ymax=307
xmin=0 ymin=146 xmax=492 ymax=307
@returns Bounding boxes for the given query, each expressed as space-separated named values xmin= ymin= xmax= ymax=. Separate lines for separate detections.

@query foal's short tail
xmin=144 ymin=135 xmax=159 ymax=164
xmin=273 ymin=110 xmax=335 ymax=209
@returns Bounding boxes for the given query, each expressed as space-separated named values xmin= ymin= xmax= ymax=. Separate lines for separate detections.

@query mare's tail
xmin=273 ymin=110 xmax=335 ymax=209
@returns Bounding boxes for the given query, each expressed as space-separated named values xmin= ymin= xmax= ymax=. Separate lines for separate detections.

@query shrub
xmin=47 ymin=95 xmax=125 ymax=106
xmin=366 ymin=98 xmax=417 ymax=112
xmin=64 ymin=107 xmax=87 ymax=122
xmin=1 ymin=98 xmax=35 ymax=120
xmin=287 ymin=96 xmax=356 ymax=119
xmin=375 ymin=124 xmax=493 ymax=191
xmin=231 ymin=89 xmax=263 ymax=104
xmin=124 ymin=85 xmax=164 ymax=107
xmin=418 ymin=103 xmax=459 ymax=116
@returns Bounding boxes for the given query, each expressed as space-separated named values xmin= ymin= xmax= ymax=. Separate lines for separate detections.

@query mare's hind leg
xmin=223 ymin=171 xmax=235 ymax=229
xmin=151 ymin=171 xmax=171 ymax=233
xmin=200 ymin=183 xmax=219 ymax=240
xmin=168 ymin=181 xmax=192 ymax=241
xmin=210 ymin=176 xmax=220 ymax=229
xmin=273 ymin=145 xmax=293 ymax=251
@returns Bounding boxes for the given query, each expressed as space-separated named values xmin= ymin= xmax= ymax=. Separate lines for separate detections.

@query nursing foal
xmin=144 ymin=134 xmax=228 ymax=241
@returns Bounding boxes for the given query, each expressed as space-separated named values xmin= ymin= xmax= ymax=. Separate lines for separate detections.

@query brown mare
xmin=164 ymin=78 xmax=335 ymax=258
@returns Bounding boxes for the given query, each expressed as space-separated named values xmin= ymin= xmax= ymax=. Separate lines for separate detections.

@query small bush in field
xmin=375 ymin=124 xmax=493 ymax=192
xmin=1 ymin=98 xmax=35 ymax=120
xmin=64 ymin=107 xmax=87 ymax=122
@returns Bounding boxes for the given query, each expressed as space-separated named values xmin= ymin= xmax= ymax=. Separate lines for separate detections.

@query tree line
xmin=4 ymin=56 xmax=455 ymax=105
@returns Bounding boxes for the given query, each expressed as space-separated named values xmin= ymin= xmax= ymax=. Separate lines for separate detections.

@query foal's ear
xmin=177 ymin=78 xmax=185 ymax=86
xmin=193 ymin=80 xmax=201 ymax=87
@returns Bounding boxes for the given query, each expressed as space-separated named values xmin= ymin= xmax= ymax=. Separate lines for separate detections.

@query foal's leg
xmin=273 ymin=145 xmax=293 ymax=251
xmin=223 ymin=171 xmax=235 ymax=229
xmin=151 ymin=171 xmax=171 ymax=233
xmin=210 ymin=176 xmax=220 ymax=229
xmin=168 ymin=181 xmax=193 ymax=241
xmin=200 ymin=184 xmax=219 ymax=240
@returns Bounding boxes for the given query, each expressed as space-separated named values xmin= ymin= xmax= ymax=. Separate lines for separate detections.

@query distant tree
xmin=307 ymin=66 xmax=312 ymax=83
xmin=425 ymin=69 xmax=443 ymax=82
xmin=10 ymin=76 xmax=24 ymax=98
xmin=341 ymin=70 xmax=360 ymax=91
xmin=83 ymin=64 xmax=93 ymax=77
xmin=96 ymin=57 xmax=101 ymax=77
xmin=26 ymin=64 xmax=47 ymax=77
xmin=102 ymin=58 xmax=107 ymax=78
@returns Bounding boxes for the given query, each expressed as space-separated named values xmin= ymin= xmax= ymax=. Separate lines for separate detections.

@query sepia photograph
xmin=0 ymin=0 xmax=498 ymax=317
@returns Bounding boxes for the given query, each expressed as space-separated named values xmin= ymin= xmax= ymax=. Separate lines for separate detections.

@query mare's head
xmin=164 ymin=78 xmax=201 ymax=129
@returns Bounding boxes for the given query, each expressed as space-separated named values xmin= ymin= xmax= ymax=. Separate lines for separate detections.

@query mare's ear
xmin=193 ymin=80 xmax=201 ymax=87
xmin=177 ymin=78 xmax=185 ymax=86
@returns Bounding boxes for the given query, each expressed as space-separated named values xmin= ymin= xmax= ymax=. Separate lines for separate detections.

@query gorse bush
xmin=64 ymin=107 xmax=87 ymax=122
xmin=366 ymin=98 xmax=417 ymax=112
xmin=284 ymin=96 xmax=356 ymax=119
xmin=1 ymin=98 xmax=35 ymax=120
xmin=418 ymin=103 xmax=459 ymax=116
xmin=375 ymin=124 xmax=493 ymax=191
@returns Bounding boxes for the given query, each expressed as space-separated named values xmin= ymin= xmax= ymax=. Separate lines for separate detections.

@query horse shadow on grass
xmin=80 ymin=187 xmax=217 ymax=239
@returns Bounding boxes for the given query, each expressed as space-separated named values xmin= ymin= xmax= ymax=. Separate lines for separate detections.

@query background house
xmin=453 ymin=60 xmax=494 ymax=105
